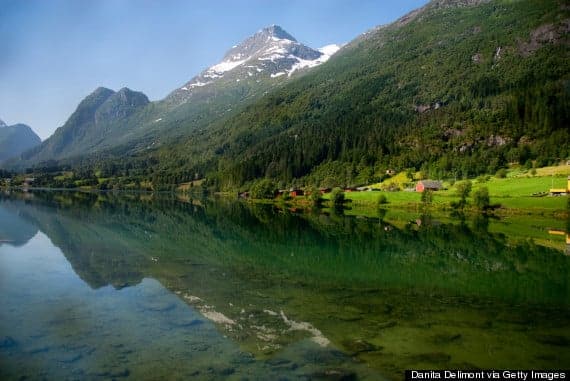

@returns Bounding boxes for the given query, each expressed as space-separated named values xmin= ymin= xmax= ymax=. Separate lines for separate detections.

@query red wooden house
xmin=416 ymin=180 xmax=443 ymax=192
xmin=290 ymin=189 xmax=304 ymax=197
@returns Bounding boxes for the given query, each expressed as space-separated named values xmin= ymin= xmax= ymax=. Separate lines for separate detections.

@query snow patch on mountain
xmin=259 ymin=54 xmax=286 ymax=62
xmin=287 ymin=44 xmax=342 ymax=76
xmin=209 ymin=58 xmax=248 ymax=74
xmin=288 ymin=57 xmax=323 ymax=76
xmin=169 ymin=26 xmax=341 ymax=104
xmin=181 ymin=80 xmax=212 ymax=91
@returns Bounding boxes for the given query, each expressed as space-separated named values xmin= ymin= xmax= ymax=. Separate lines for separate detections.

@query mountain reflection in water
xmin=0 ymin=191 xmax=568 ymax=380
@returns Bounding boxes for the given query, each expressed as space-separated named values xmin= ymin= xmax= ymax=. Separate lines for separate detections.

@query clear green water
xmin=0 ymin=191 xmax=569 ymax=380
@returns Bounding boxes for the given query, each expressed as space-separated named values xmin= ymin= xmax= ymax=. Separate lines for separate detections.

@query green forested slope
xmin=14 ymin=0 xmax=570 ymax=191
xmin=139 ymin=0 xmax=568 ymax=189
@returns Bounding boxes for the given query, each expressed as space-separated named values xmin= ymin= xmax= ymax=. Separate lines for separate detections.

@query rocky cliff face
xmin=95 ymin=88 xmax=150 ymax=124
xmin=17 ymin=87 xmax=149 ymax=164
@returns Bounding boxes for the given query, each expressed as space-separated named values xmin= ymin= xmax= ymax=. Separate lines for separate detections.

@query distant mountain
xmin=0 ymin=121 xmax=41 ymax=163
xmin=0 ymin=199 xmax=39 ymax=247
xmin=10 ymin=26 xmax=339 ymax=169
xmin=19 ymin=87 xmax=149 ymax=164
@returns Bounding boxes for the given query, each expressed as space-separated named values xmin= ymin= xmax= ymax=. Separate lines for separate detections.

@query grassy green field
xmin=469 ymin=175 xmax=568 ymax=211
xmin=317 ymin=166 xmax=569 ymax=216
xmin=474 ymin=176 xmax=567 ymax=196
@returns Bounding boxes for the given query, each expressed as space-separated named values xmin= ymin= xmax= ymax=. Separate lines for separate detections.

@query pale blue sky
xmin=0 ymin=0 xmax=428 ymax=139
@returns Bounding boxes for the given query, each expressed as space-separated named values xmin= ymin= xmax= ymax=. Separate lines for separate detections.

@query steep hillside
xmin=11 ymin=26 xmax=339 ymax=169
xmin=0 ymin=121 xmax=41 ymax=163
xmin=139 ymin=0 xmax=569 ymax=188
xmin=134 ymin=25 xmax=340 ymax=152
xmin=19 ymin=87 xmax=150 ymax=164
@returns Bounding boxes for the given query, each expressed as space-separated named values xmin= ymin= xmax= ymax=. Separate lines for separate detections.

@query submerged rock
xmin=335 ymin=316 xmax=363 ymax=322
xmin=303 ymin=348 xmax=346 ymax=364
xmin=0 ymin=336 xmax=17 ymax=349
xmin=432 ymin=333 xmax=462 ymax=344
xmin=191 ymin=343 xmax=210 ymax=352
xmin=140 ymin=301 xmax=177 ymax=312
xmin=376 ymin=320 xmax=397 ymax=329
xmin=59 ymin=353 xmax=83 ymax=364
xmin=410 ymin=352 xmax=451 ymax=363
xmin=234 ymin=352 xmax=255 ymax=364
xmin=308 ymin=368 xmax=358 ymax=381
xmin=207 ymin=366 xmax=235 ymax=376
xmin=267 ymin=358 xmax=292 ymax=366
xmin=95 ymin=368 xmax=130 ymax=378
xmin=534 ymin=335 xmax=570 ymax=347
xmin=341 ymin=339 xmax=383 ymax=356
xmin=169 ymin=318 xmax=203 ymax=328
xmin=28 ymin=346 xmax=50 ymax=354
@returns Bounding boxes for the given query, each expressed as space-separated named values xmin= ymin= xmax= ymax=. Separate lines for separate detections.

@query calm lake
xmin=0 ymin=191 xmax=569 ymax=380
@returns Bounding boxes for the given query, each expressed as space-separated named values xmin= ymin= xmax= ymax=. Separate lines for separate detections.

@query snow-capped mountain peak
xmin=0 ymin=119 xmax=6 ymax=128
xmin=168 ymin=26 xmax=341 ymax=105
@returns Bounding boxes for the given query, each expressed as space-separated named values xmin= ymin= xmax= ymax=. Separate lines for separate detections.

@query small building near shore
xmin=416 ymin=180 xmax=443 ymax=193
xmin=290 ymin=188 xmax=304 ymax=197
xmin=22 ymin=177 xmax=35 ymax=189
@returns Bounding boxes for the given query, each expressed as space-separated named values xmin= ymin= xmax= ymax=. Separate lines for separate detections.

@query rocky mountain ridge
xmin=166 ymin=25 xmax=340 ymax=106
xmin=19 ymin=87 xmax=149 ymax=163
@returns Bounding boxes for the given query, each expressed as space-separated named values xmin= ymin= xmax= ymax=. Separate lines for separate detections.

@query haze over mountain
xmin=0 ymin=120 xmax=41 ymax=163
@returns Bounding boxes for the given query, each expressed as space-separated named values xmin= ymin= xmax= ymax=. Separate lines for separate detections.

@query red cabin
xmin=416 ymin=180 xmax=443 ymax=193
xmin=290 ymin=189 xmax=304 ymax=197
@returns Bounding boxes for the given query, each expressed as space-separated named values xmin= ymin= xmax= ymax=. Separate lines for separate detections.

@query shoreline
xmin=2 ymin=186 xmax=568 ymax=219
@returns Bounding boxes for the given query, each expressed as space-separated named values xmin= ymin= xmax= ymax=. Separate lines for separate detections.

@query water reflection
xmin=0 ymin=199 xmax=38 ymax=247
xmin=0 ymin=191 xmax=569 ymax=380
